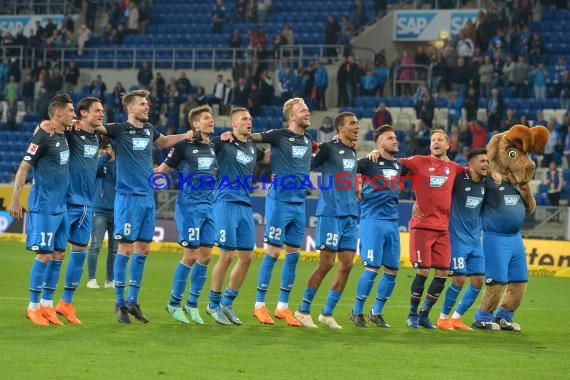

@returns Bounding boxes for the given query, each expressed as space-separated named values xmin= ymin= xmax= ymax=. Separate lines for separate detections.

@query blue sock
xmin=494 ymin=306 xmax=514 ymax=322
xmin=372 ymin=272 xmax=397 ymax=315
xmin=299 ymin=287 xmax=317 ymax=314
xmin=29 ymin=259 xmax=48 ymax=303
xmin=456 ymin=285 xmax=481 ymax=316
xmin=256 ymin=254 xmax=277 ymax=303
xmin=42 ymin=259 xmax=63 ymax=301
xmin=169 ymin=262 xmax=191 ymax=307
xmin=474 ymin=308 xmax=494 ymax=322
xmin=187 ymin=262 xmax=207 ymax=308
xmin=353 ymin=269 xmax=377 ymax=314
xmin=322 ymin=289 xmax=342 ymax=316
xmin=221 ymin=287 xmax=239 ymax=307
xmin=208 ymin=290 xmax=222 ymax=309
xmin=441 ymin=283 xmax=462 ymax=317
xmin=62 ymin=250 xmax=87 ymax=303
xmin=113 ymin=253 xmax=130 ymax=307
xmin=127 ymin=253 xmax=147 ymax=305
xmin=278 ymin=251 xmax=300 ymax=304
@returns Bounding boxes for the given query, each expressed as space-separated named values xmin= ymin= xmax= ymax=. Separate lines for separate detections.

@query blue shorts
xmin=26 ymin=211 xmax=69 ymax=253
xmin=263 ymin=198 xmax=305 ymax=249
xmin=175 ymin=203 xmax=215 ymax=248
xmin=214 ymin=202 xmax=255 ymax=251
xmin=450 ymin=234 xmax=485 ymax=276
xmin=315 ymin=215 xmax=358 ymax=252
xmin=113 ymin=193 xmax=155 ymax=243
xmin=67 ymin=204 xmax=93 ymax=247
xmin=483 ymin=231 xmax=528 ymax=284
xmin=359 ymin=218 xmax=400 ymax=270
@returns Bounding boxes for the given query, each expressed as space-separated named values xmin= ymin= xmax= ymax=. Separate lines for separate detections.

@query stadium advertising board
xmin=0 ymin=15 xmax=65 ymax=36
xmin=394 ymin=10 xmax=479 ymax=41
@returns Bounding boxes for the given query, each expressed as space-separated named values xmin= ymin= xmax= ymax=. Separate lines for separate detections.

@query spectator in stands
xmin=487 ymin=87 xmax=505 ymax=132
xmin=533 ymin=62 xmax=548 ymax=101
xmin=517 ymin=0 xmax=532 ymax=27
xmin=138 ymin=1 xmax=151 ymax=35
xmin=7 ymin=58 xmax=20 ymax=84
xmin=491 ymin=51 xmax=504 ymax=89
xmin=554 ymin=56 xmax=569 ymax=89
xmin=232 ymin=77 xmax=249 ymax=107
xmin=90 ymin=74 xmax=107 ymax=102
xmin=543 ymin=122 xmax=562 ymax=167
xmin=63 ymin=60 xmax=80 ymax=93
xmin=513 ymin=56 xmax=529 ymax=98
xmin=451 ymin=57 xmax=471 ymax=97
xmin=155 ymin=72 xmax=166 ymax=101
xmin=502 ymin=54 xmax=515 ymax=87
xmin=559 ymin=70 xmax=570 ymax=111
xmin=372 ymin=102 xmax=392 ymax=130
xmin=317 ymin=116 xmax=335 ymax=143
xmin=47 ymin=66 xmax=64 ymax=96
xmin=36 ymin=85 xmax=51 ymax=120
xmin=398 ymin=49 xmax=415 ymax=96
xmin=253 ymin=147 xmax=271 ymax=182
xmin=458 ymin=122 xmax=473 ymax=151
xmin=415 ymin=87 xmax=435 ymax=128
xmin=212 ymin=0 xmax=226 ymax=34
xmin=137 ymin=61 xmax=153 ymax=90
xmin=0 ymin=58 xmax=8 ymax=95
xmin=231 ymin=57 xmax=246 ymax=83
xmin=175 ymin=72 xmax=192 ymax=95
xmin=4 ymin=75 xmax=17 ymax=102
xmin=502 ymin=108 xmax=517 ymax=132
xmin=311 ymin=60 xmax=327 ymax=110
xmin=352 ymin=0 xmax=367 ymax=33
xmin=258 ymin=69 xmax=274 ymax=105
xmin=250 ymin=26 xmax=268 ymax=59
xmin=246 ymin=0 xmax=257 ymax=22
xmin=221 ymin=79 xmax=234 ymax=115
xmin=528 ymin=33 xmax=542 ymax=66
xmin=111 ymin=81 xmax=126 ymax=115
xmin=196 ymin=86 xmax=207 ymax=105
xmin=228 ymin=29 xmax=244 ymax=58
xmin=544 ymin=161 xmax=564 ymax=206
xmin=414 ymin=45 xmax=430 ymax=81
xmin=282 ymin=23 xmax=295 ymax=46
xmin=278 ymin=59 xmax=296 ymax=104
xmin=463 ymin=86 xmax=478 ymax=122
xmin=429 ymin=51 xmax=446 ymax=96
xmin=447 ymin=91 xmax=463 ymax=131
xmin=468 ymin=119 xmax=487 ymax=149
xmin=373 ymin=60 xmax=388 ymax=97
xmin=271 ymin=32 xmax=287 ymax=60
xmin=77 ymin=24 xmax=91 ymax=56
xmin=179 ymin=94 xmax=200 ymax=129
xmin=325 ymin=15 xmax=341 ymax=61
xmin=345 ymin=55 xmax=360 ymax=106
xmin=361 ymin=68 xmax=378 ymax=96
xmin=478 ymin=55 xmax=493 ymax=98
xmin=85 ymin=0 xmax=98 ymax=31
xmin=457 ymin=29 xmax=475 ymax=64
xmin=411 ymin=119 xmax=430 ymax=155
xmin=448 ymin=126 xmax=460 ymax=159
xmin=5 ymin=99 xmax=17 ymax=131
xmin=247 ymin=82 xmax=261 ymax=115
xmin=535 ymin=111 xmax=548 ymax=128
xmin=126 ymin=0 xmax=140 ymax=35
xmin=563 ymin=125 xmax=570 ymax=165
xmin=21 ymin=74 xmax=35 ymax=113
xmin=519 ymin=114 xmax=530 ymax=127
xmin=210 ymin=74 xmax=225 ymax=106
xmin=235 ymin=0 xmax=247 ymax=23
xmin=257 ymin=0 xmax=272 ymax=24
xmin=442 ymin=39 xmax=458 ymax=92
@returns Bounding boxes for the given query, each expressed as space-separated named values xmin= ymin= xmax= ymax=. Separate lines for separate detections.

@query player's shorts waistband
xmin=482 ymin=231 xmax=522 ymax=238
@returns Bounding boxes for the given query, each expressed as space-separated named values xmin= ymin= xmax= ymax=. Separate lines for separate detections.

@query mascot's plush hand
xmin=486 ymin=124 xmax=549 ymax=214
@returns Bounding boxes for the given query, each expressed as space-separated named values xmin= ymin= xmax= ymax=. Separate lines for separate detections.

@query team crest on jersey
xmin=465 ymin=196 xmax=483 ymax=208
xmin=84 ymin=145 xmax=98 ymax=158
xmin=444 ymin=166 xmax=450 ymax=175
xmin=27 ymin=143 xmax=39 ymax=155
xmin=80 ymin=135 xmax=86 ymax=140
xmin=198 ymin=157 xmax=215 ymax=170
xmin=143 ymin=129 xmax=151 ymax=136
xmin=428 ymin=167 xmax=435 ymax=172
xmin=379 ymin=161 xmax=385 ymax=166
xmin=504 ymin=195 xmax=520 ymax=206
xmin=382 ymin=169 xmax=398 ymax=180
xmin=236 ymin=150 xmax=253 ymax=165
xmin=342 ymin=159 xmax=356 ymax=171
xmin=339 ymin=150 xmax=344 ymax=154
xmin=465 ymin=187 xmax=471 ymax=192
xmin=60 ymin=150 xmax=70 ymax=165
xmin=429 ymin=176 xmax=448 ymax=187
xmin=56 ymin=142 xmax=60 ymax=147
xmin=292 ymin=145 xmax=308 ymax=158
xmin=289 ymin=138 xmax=295 ymax=142
xmin=132 ymin=138 xmax=150 ymax=150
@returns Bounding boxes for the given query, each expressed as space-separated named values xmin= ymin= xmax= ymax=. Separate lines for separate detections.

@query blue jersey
xmin=260 ymin=128 xmax=312 ymax=203
xmin=449 ymin=172 xmax=485 ymax=245
xmin=357 ymin=156 xmax=407 ymax=220
xmin=213 ymin=137 xmax=263 ymax=205
xmin=93 ymin=153 xmax=116 ymax=213
xmin=65 ymin=129 xmax=99 ymax=206
xmin=164 ymin=140 xmax=217 ymax=206
xmin=312 ymin=140 xmax=358 ymax=217
xmin=105 ymin=122 xmax=160 ymax=196
xmin=23 ymin=129 xmax=70 ymax=214
xmin=481 ymin=178 xmax=526 ymax=234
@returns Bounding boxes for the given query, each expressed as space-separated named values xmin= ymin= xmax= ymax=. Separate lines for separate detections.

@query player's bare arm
xmin=9 ymin=161 xmax=32 ymax=220
xmin=155 ymin=130 xmax=194 ymax=149
xmin=154 ymin=162 xmax=170 ymax=173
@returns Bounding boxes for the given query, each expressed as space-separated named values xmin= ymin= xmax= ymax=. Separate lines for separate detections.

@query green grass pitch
xmin=0 ymin=241 xmax=569 ymax=379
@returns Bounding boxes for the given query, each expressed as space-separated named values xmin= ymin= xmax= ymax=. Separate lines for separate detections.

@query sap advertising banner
xmin=394 ymin=10 xmax=479 ymax=41
xmin=0 ymin=15 xmax=64 ymax=36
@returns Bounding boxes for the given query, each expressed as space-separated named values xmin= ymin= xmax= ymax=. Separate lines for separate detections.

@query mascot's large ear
xmin=530 ymin=125 xmax=549 ymax=154
xmin=504 ymin=125 xmax=534 ymax=153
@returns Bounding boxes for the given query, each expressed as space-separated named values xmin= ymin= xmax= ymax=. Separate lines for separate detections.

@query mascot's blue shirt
xmin=481 ymin=178 xmax=526 ymax=234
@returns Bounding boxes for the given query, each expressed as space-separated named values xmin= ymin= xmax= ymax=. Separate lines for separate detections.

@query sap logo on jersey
xmin=236 ymin=150 xmax=253 ymax=165
xmin=465 ymin=196 xmax=483 ymax=209
xmin=60 ymin=150 xmax=70 ymax=165
xmin=382 ymin=168 xmax=399 ymax=180
xmin=395 ymin=12 xmax=436 ymax=39
xmin=292 ymin=145 xmax=308 ymax=158
xmin=132 ymin=138 xmax=150 ymax=151
xmin=342 ymin=159 xmax=356 ymax=171
xmin=450 ymin=12 xmax=478 ymax=37
xmin=504 ymin=195 xmax=520 ymax=206
xmin=84 ymin=145 xmax=98 ymax=158
xmin=198 ymin=157 xmax=215 ymax=170
xmin=429 ymin=175 xmax=447 ymax=187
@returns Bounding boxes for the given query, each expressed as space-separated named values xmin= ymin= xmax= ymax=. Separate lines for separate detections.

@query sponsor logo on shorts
xmin=429 ymin=175 xmax=448 ymax=187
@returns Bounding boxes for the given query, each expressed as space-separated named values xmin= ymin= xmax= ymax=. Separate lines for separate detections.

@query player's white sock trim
xmin=28 ymin=302 xmax=40 ymax=311
xmin=439 ymin=313 xmax=449 ymax=319
xmin=254 ymin=302 xmax=265 ymax=309
xmin=40 ymin=299 xmax=53 ymax=308
xmin=276 ymin=302 xmax=288 ymax=310
xmin=451 ymin=311 xmax=463 ymax=319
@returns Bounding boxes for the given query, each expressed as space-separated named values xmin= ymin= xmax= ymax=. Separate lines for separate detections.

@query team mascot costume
xmin=473 ymin=124 xmax=549 ymax=331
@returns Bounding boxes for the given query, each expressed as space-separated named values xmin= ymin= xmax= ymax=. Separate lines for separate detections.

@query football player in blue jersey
xmin=206 ymin=107 xmax=264 ymax=325
xmin=223 ymin=97 xmax=314 ymax=326
xmin=349 ymin=125 xmax=409 ymax=328
xmin=436 ymin=148 xmax=489 ymax=331
xmin=93 ymin=89 xmax=193 ymax=324
xmin=47 ymin=97 xmax=104 ymax=325
xmin=9 ymin=93 xmax=74 ymax=326
xmin=156 ymin=105 xmax=218 ymax=325
xmin=294 ymin=112 xmax=359 ymax=329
